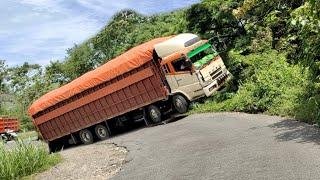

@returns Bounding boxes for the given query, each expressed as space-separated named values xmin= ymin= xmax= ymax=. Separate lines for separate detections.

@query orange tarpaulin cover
xmin=29 ymin=36 xmax=171 ymax=116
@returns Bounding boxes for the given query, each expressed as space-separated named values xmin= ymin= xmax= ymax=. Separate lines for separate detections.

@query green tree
xmin=92 ymin=10 xmax=146 ymax=62
xmin=45 ymin=60 xmax=68 ymax=85
xmin=6 ymin=63 xmax=44 ymax=129
xmin=63 ymin=42 xmax=99 ymax=81
xmin=0 ymin=60 xmax=8 ymax=94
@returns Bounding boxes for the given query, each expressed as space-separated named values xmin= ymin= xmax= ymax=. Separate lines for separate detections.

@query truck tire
xmin=48 ymin=140 xmax=63 ymax=153
xmin=173 ymin=95 xmax=189 ymax=114
xmin=48 ymin=141 xmax=56 ymax=153
xmin=79 ymin=129 xmax=94 ymax=145
xmin=94 ymin=125 xmax=109 ymax=140
xmin=147 ymin=105 xmax=162 ymax=123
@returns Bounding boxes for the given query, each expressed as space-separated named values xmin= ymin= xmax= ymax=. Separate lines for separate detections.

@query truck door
xmin=170 ymin=57 xmax=203 ymax=99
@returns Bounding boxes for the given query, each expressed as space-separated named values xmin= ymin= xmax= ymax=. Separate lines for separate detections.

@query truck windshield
xmin=187 ymin=43 xmax=219 ymax=70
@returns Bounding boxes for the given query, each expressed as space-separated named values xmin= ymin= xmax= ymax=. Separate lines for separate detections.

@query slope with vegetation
xmin=1 ymin=0 xmax=320 ymax=130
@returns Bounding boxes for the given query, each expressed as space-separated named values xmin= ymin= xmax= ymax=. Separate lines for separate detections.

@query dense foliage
xmin=192 ymin=0 xmax=320 ymax=124
xmin=1 ymin=0 xmax=320 ymax=129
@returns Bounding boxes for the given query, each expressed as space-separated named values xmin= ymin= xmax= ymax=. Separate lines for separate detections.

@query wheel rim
xmin=81 ymin=131 xmax=91 ymax=142
xmin=175 ymin=98 xmax=184 ymax=109
xmin=150 ymin=109 xmax=159 ymax=120
xmin=97 ymin=127 xmax=107 ymax=137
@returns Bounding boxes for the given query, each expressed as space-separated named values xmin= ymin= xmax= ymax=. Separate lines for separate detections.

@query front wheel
xmin=173 ymin=95 xmax=189 ymax=114
xmin=1 ymin=135 xmax=7 ymax=143
xmin=79 ymin=129 xmax=94 ymax=145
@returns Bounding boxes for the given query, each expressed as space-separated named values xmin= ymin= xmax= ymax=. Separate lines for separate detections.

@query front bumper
xmin=203 ymin=71 xmax=230 ymax=97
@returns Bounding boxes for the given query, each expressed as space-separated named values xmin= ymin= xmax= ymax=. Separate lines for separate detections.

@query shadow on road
xmin=269 ymin=119 xmax=320 ymax=145
xmin=59 ymin=114 xmax=189 ymax=152
xmin=109 ymin=114 xmax=188 ymax=138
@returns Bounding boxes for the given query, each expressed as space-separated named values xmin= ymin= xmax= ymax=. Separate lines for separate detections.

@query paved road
xmin=110 ymin=113 xmax=320 ymax=180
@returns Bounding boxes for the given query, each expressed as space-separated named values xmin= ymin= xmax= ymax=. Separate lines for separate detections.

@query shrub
xmin=0 ymin=142 xmax=61 ymax=180
xmin=192 ymin=50 xmax=311 ymax=119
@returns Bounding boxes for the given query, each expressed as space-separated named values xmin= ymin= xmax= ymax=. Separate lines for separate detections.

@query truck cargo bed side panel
xmin=34 ymin=61 xmax=167 ymax=141
xmin=0 ymin=118 xmax=19 ymax=133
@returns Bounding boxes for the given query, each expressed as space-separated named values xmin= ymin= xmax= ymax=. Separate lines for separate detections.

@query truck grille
xmin=210 ymin=67 xmax=222 ymax=77
xmin=210 ymin=67 xmax=223 ymax=80
xmin=217 ymin=73 xmax=228 ymax=85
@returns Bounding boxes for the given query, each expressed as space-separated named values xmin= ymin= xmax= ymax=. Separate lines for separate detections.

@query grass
xmin=17 ymin=131 xmax=38 ymax=141
xmin=0 ymin=141 xmax=61 ymax=180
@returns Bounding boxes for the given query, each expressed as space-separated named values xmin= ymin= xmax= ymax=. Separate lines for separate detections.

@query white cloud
xmin=1 ymin=0 xmax=103 ymax=66
xmin=77 ymin=0 xmax=127 ymax=14
xmin=19 ymin=0 xmax=63 ymax=12
xmin=0 ymin=0 xmax=199 ymax=66
xmin=5 ymin=15 xmax=99 ymax=53
xmin=77 ymin=0 xmax=129 ymax=10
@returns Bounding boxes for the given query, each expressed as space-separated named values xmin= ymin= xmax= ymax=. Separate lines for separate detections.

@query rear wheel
xmin=147 ymin=105 xmax=162 ymax=123
xmin=173 ymin=95 xmax=189 ymax=114
xmin=94 ymin=125 xmax=109 ymax=140
xmin=48 ymin=141 xmax=56 ymax=153
xmin=79 ymin=129 xmax=94 ymax=145
xmin=48 ymin=140 xmax=63 ymax=153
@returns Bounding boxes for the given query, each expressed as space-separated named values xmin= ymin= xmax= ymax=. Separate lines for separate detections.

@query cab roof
xmin=154 ymin=33 xmax=200 ymax=58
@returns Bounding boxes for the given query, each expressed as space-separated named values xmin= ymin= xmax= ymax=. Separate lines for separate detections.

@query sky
xmin=0 ymin=0 xmax=199 ymax=67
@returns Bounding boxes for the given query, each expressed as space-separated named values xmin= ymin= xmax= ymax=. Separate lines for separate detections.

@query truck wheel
xmin=48 ymin=140 xmax=63 ymax=153
xmin=79 ymin=129 xmax=94 ymax=145
xmin=173 ymin=95 xmax=189 ymax=114
xmin=147 ymin=105 xmax=162 ymax=123
xmin=94 ymin=125 xmax=109 ymax=140
xmin=48 ymin=141 xmax=56 ymax=153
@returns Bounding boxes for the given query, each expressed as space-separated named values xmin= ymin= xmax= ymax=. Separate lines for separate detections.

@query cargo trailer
xmin=0 ymin=117 xmax=19 ymax=142
xmin=29 ymin=34 xmax=230 ymax=151
xmin=0 ymin=117 xmax=19 ymax=134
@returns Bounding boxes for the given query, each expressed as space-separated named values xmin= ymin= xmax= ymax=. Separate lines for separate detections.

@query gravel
xmin=36 ymin=141 xmax=128 ymax=180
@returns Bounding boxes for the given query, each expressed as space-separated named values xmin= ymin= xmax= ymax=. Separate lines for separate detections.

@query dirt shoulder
xmin=36 ymin=141 xmax=128 ymax=180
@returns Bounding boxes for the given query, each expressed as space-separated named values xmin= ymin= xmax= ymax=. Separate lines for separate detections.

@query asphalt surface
xmin=110 ymin=113 xmax=320 ymax=180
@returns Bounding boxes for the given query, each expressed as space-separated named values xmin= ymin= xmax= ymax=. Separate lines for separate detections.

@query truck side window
xmin=172 ymin=57 xmax=191 ymax=72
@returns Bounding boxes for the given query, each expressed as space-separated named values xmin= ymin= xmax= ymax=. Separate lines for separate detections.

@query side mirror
xmin=184 ymin=60 xmax=194 ymax=75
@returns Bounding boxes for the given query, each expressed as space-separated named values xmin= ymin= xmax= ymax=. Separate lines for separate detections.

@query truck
xmin=0 ymin=117 xmax=19 ymax=142
xmin=28 ymin=33 xmax=230 ymax=151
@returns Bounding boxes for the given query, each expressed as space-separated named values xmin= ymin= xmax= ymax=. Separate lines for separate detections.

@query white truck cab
xmin=154 ymin=33 xmax=230 ymax=101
